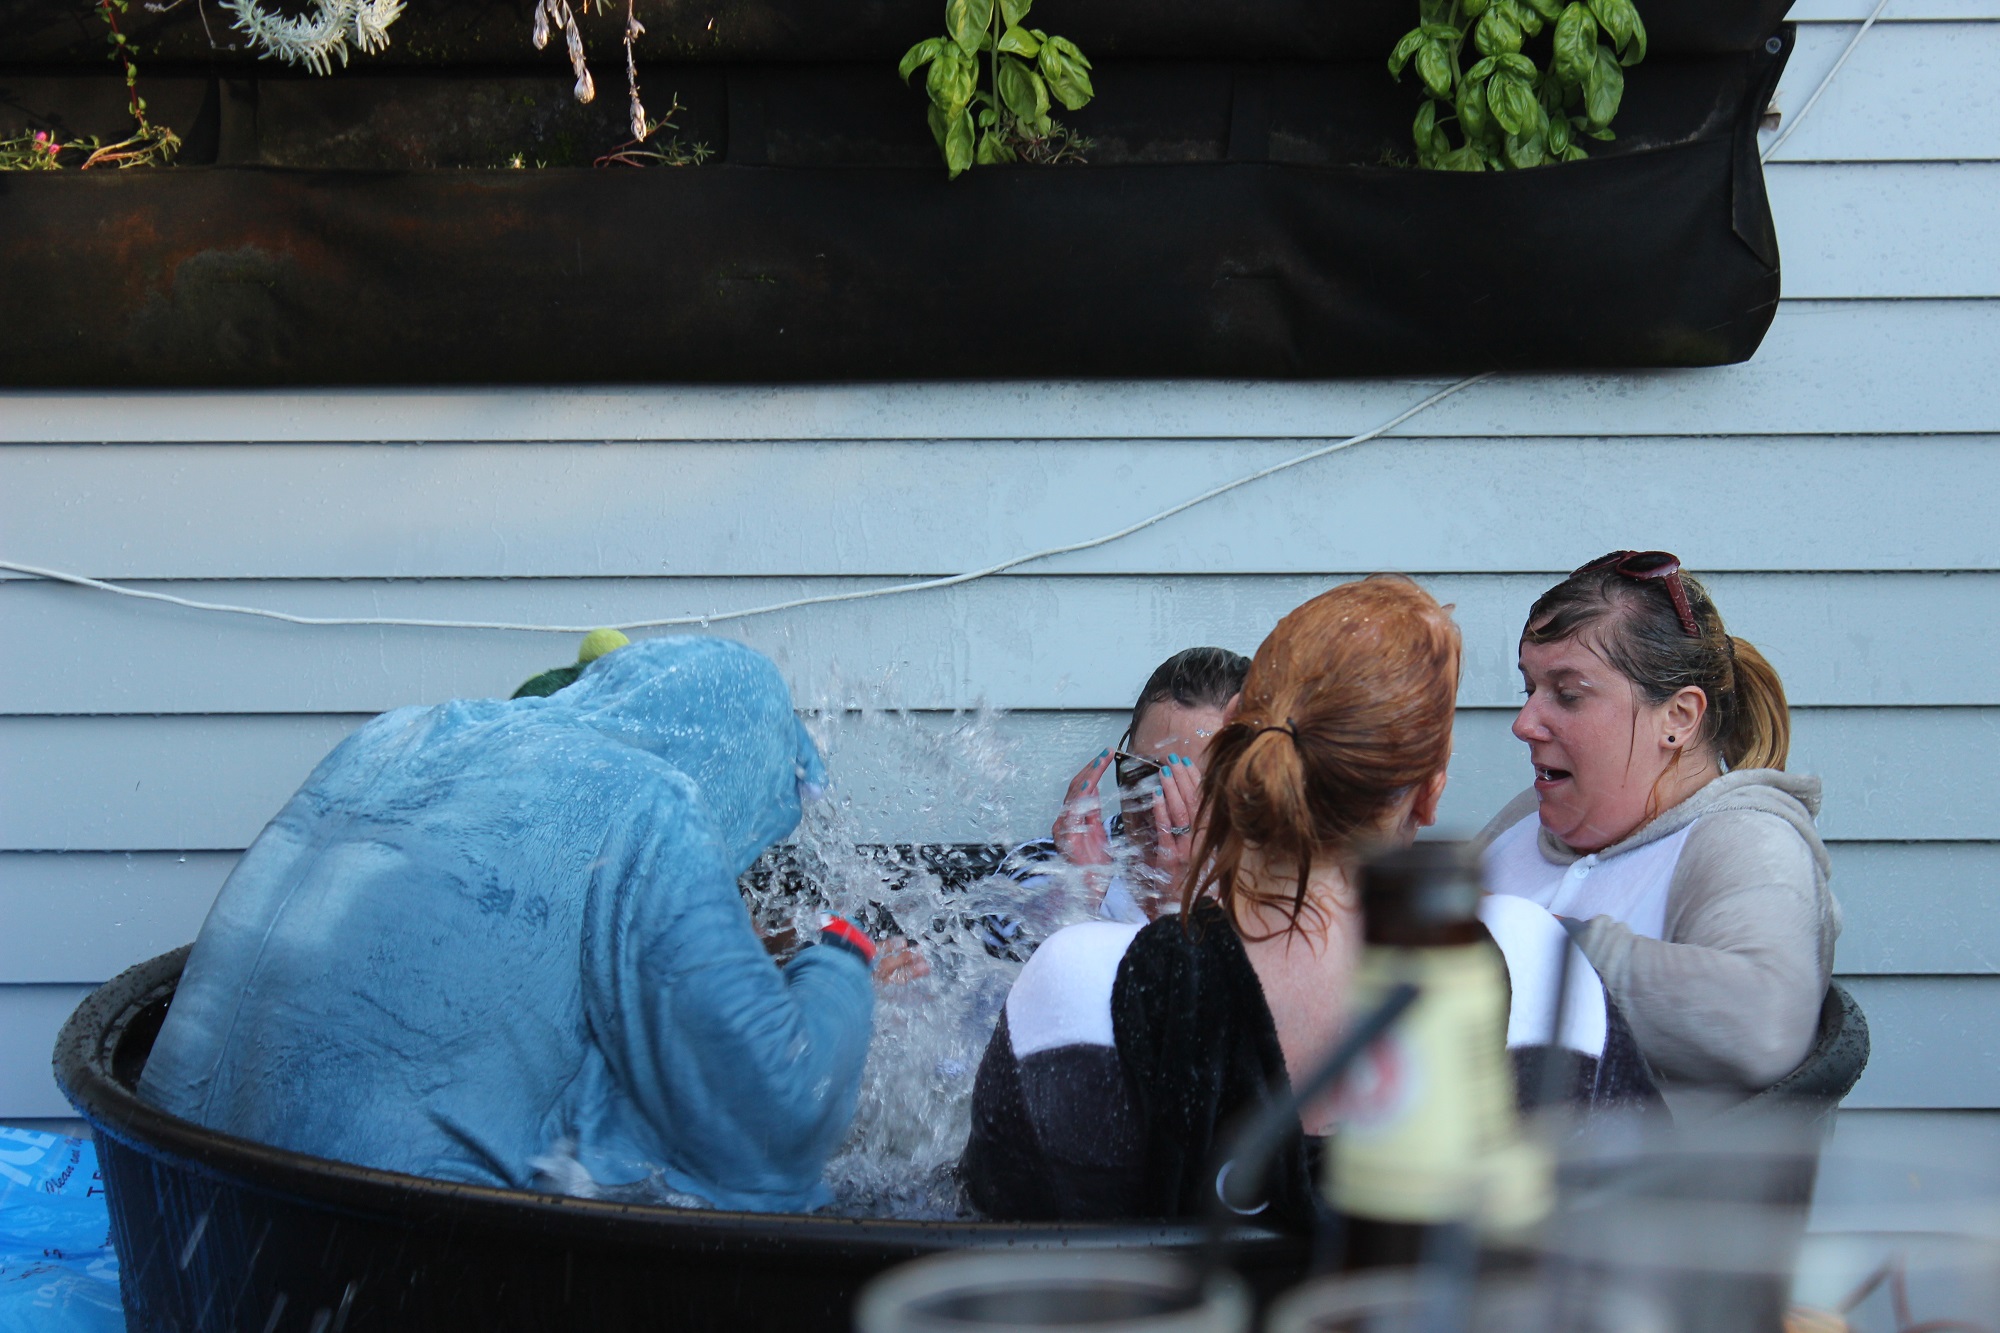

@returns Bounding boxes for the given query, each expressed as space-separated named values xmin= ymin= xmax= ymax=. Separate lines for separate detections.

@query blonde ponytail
xmin=1725 ymin=637 xmax=1791 ymax=771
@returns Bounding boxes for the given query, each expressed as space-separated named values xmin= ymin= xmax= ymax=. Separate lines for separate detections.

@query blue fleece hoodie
xmin=139 ymin=637 xmax=871 ymax=1212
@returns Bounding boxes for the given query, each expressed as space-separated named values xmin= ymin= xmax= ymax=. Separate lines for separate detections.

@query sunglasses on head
xmin=1573 ymin=550 xmax=1700 ymax=638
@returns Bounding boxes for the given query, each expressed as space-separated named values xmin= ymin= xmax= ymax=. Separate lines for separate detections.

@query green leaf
xmin=1419 ymin=0 xmax=1454 ymax=24
xmin=1582 ymin=123 xmax=1616 ymax=140
xmin=1465 ymin=55 xmax=1498 ymax=83
xmin=1039 ymin=37 xmax=1095 ymax=109
xmin=1415 ymin=41 xmax=1455 ymax=98
xmin=1561 ymin=142 xmax=1589 ymax=160
xmin=998 ymin=23 xmax=1040 ymax=56
xmin=1413 ymin=98 xmax=1445 ymax=157
xmin=997 ymin=54 xmax=1049 ymax=124
xmin=1487 ymin=71 xmax=1537 ymax=135
xmin=1474 ymin=7 xmax=1522 ymax=56
xmin=946 ymin=0 xmax=992 ymax=56
xmin=1589 ymin=0 xmax=1644 ymax=61
xmin=1619 ymin=0 xmax=1648 ymax=63
xmin=1546 ymin=111 xmax=1572 ymax=153
xmin=1520 ymin=0 xmax=1563 ymax=19
xmin=898 ymin=37 xmax=943 ymax=83
xmin=1420 ymin=21 xmax=1463 ymax=38
xmin=1442 ymin=143 xmax=1486 ymax=170
xmin=1461 ymin=0 xmax=1490 ymax=17
xmin=1504 ymin=125 xmax=1548 ymax=168
xmin=1503 ymin=0 xmax=1542 ymax=37
xmin=1584 ymin=43 xmax=1623 ymax=126
xmin=927 ymin=101 xmax=948 ymax=147
xmin=977 ymin=105 xmax=997 ymax=126
xmin=945 ymin=107 xmax=975 ymax=175
xmin=1044 ymin=34 xmax=1091 ymax=67
xmin=975 ymin=129 xmax=1017 ymax=163
xmin=1496 ymin=51 xmax=1538 ymax=78
xmin=1457 ymin=78 xmax=1492 ymax=142
xmin=1389 ymin=28 xmax=1426 ymax=77
xmin=1000 ymin=0 xmax=1031 ymax=25
xmin=927 ymin=45 xmax=977 ymax=117
xmin=1552 ymin=3 xmax=1597 ymax=83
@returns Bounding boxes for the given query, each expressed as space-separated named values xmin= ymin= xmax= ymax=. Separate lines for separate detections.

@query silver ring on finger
xmin=1167 ymin=825 xmax=1193 ymax=836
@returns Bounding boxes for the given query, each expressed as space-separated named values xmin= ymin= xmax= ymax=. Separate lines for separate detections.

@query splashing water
xmin=531 ymin=676 xmax=1107 ymax=1218
xmin=764 ymin=688 xmax=1099 ymax=1219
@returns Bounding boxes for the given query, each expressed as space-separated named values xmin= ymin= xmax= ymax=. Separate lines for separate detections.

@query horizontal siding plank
xmin=7 ymin=435 xmax=2000 ymax=581
xmin=1839 ymin=977 xmax=2000 ymax=1109
xmin=5 ymin=573 xmax=1998 ymax=714
xmin=1768 ymin=23 xmax=2000 ymax=161
xmin=1831 ymin=844 xmax=2000 ymax=975
xmin=0 ymin=986 xmax=94 ymax=1120
xmin=1792 ymin=1 xmax=2000 ymax=18
xmin=4 ymin=707 xmax=1992 ymax=851
xmin=4 ymin=302 xmax=2000 ymax=445
xmin=1771 ymin=164 xmax=2000 ymax=298
xmin=0 ymin=854 xmax=234 ymax=984
xmin=3 ymin=976 xmax=1992 ymax=1121
xmin=3 ymin=840 xmax=1989 ymax=984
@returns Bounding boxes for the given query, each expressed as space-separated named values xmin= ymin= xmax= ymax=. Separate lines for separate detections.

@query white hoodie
xmin=1477 ymin=770 xmax=1839 ymax=1116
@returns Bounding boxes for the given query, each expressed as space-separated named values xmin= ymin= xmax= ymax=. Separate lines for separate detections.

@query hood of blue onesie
xmin=138 ymin=637 xmax=870 ymax=1213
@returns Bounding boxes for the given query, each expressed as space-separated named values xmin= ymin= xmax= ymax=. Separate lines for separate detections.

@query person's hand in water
xmin=1144 ymin=754 xmax=1203 ymax=902
xmin=875 ymin=936 xmax=930 ymax=986
xmin=1052 ymin=750 xmax=1114 ymax=867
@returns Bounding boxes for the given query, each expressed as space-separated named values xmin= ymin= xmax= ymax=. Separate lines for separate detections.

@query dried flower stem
xmin=593 ymin=96 xmax=711 ymax=167
xmin=624 ymin=0 xmax=647 ymax=140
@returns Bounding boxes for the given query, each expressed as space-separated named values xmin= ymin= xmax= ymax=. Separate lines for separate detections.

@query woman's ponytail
xmin=1725 ymin=637 xmax=1791 ymax=772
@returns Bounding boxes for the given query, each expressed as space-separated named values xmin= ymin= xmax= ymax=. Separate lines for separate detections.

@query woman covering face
xmin=995 ymin=646 xmax=1249 ymax=929
xmin=1478 ymin=552 xmax=1840 ymax=1116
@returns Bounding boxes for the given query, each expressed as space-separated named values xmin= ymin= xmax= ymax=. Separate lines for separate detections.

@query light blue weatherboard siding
xmin=1 ymin=16 xmax=1995 ymax=1123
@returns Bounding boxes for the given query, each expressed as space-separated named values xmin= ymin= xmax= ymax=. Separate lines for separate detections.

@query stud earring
xmin=1667 ymin=735 xmax=1677 ymax=744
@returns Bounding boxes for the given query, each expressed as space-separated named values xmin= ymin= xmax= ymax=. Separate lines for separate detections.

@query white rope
xmin=0 ymin=373 xmax=1492 ymax=636
xmin=1762 ymin=0 xmax=1893 ymax=163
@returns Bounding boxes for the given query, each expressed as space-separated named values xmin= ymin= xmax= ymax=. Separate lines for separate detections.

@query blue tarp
xmin=0 ymin=1129 xmax=123 ymax=1333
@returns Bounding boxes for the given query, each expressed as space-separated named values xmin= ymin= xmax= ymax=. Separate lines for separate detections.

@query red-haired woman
xmin=1479 ymin=552 xmax=1837 ymax=1117
xmin=959 ymin=577 xmax=1460 ymax=1225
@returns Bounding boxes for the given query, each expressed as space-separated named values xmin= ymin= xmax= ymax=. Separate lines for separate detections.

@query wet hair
xmin=1123 ymin=647 xmax=1252 ymax=744
xmin=1184 ymin=577 xmax=1461 ymax=937
xmin=1523 ymin=554 xmax=1789 ymax=773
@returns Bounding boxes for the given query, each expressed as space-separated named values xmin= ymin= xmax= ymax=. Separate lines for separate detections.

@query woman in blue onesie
xmin=140 ymin=636 xmax=877 ymax=1214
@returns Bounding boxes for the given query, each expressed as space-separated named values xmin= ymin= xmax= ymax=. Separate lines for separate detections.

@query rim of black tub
xmin=52 ymin=945 xmax=1290 ymax=1257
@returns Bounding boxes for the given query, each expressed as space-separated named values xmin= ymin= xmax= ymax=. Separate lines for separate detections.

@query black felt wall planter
xmin=0 ymin=0 xmax=1793 ymax=384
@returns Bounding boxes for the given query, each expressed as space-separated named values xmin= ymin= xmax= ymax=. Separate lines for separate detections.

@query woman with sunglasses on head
xmin=961 ymin=579 xmax=1458 ymax=1223
xmin=1479 ymin=551 xmax=1838 ymax=1117
xmin=996 ymin=646 xmax=1250 ymax=930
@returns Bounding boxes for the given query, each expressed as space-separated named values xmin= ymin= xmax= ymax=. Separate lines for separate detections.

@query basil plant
xmin=1391 ymin=0 xmax=1647 ymax=170
xmin=901 ymin=0 xmax=1095 ymax=178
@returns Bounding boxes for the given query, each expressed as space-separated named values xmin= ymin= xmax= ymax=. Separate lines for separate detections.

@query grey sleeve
xmin=1573 ymin=811 xmax=1835 ymax=1092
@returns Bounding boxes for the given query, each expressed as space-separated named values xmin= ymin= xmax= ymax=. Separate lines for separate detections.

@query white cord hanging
xmin=0 ymin=374 xmax=1491 ymax=636
xmin=1762 ymin=0 xmax=1893 ymax=163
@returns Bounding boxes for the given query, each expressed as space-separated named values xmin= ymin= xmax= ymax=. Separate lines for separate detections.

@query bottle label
xmin=1328 ymin=943 xmax=1549 ymax=1231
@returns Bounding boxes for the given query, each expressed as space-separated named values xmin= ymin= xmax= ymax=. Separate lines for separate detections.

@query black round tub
xmin=54 ymin=948 xmax=1307 ymax=1332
